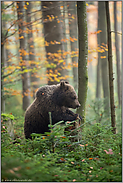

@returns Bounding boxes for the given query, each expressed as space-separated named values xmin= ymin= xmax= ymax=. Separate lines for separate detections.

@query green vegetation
xmin=1 ymin=105 xmax=122 ymax=182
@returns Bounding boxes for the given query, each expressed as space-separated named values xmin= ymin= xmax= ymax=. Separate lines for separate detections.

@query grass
xmin=1 ymin=105 xmax=122 ymax=182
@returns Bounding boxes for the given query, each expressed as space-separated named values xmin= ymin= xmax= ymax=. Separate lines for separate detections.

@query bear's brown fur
xmin=24 ymin=81 xmax=82 ymax=139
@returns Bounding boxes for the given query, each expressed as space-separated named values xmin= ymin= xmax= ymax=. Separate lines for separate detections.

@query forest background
xmin=1 ymin=1 xmax=122 ymax=182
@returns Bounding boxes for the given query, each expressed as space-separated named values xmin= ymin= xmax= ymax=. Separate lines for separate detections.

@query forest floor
xmin=1 ymin=104 xmax=122 ymax=182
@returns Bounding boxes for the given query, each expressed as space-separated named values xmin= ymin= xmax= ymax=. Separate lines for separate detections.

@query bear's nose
xmin=77 ymin=103 xmax=81 ymax=108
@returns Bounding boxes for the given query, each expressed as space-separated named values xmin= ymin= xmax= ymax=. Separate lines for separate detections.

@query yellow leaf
xmin=30 ymin=45 xmax=34 ymax=48
xmin=4 ymin=78 xmax=7 ymax=82
xmin=59 ymin=60 xmax=64 ymax=63
xmin=50 ymin=41 xmax=55 ymax=45
xmin=55 ymin=41 xmax=60 ymax=44
xmin=45 ymin=41 xmax=49 ymax=46
xmin=26 ymin=2 xmax=29 ymax=5
xmin=74 ymin=38 xmax=77 ymax=41
xmin=97 ymin=30 xmax=102 ymax=34
xmin=24 ymin=5 xmax=27 ymax=9
xmin=100 ymin=56 xmax=106 ymax=59
xmin=20 ymin=36 xmax=24 ymax=39
xmin=70 ymin=37 xmax=74 ymax=42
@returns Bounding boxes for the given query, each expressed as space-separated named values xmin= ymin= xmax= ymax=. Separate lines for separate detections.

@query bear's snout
xmin=76 ymin=103 xmax=81 ymax=108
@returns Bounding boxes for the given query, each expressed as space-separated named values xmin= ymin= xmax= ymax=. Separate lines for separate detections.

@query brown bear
xmin=24 ymin=81 xmax=82 ymax=139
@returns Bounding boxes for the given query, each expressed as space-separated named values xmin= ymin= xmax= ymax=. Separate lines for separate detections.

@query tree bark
xmin=98 ymin=2 xmax=110 ymax=115
xmin=67 ymin=2 xmax=78 ymax=90
xmin=105 ymin=1 xmax=116 ymax=134
xmin=96 ymin=3 xmax=101 ymax=99
xmin=17 ymin=2 xmax=31 ymax=111
xmin=77 ymin=2 xmax=88 ymax=123
xmin=1 ymin=36 xmax=5 ymax=113
xmin=1 ymin=3 xmax=6 ymax=112
xmin=26 ymin=2 xmax=39 ymax=99
xmin=114 ymin=2 xmax=121 ymax=107
xmin=60 ymin=2 xmax=69 ymax=82
xmin=41 ymin=1 xmax=65 ymax=85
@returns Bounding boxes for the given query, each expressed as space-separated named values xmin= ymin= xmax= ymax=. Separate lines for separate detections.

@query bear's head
xmin=56 ymin=81 xmax=81 ymax=109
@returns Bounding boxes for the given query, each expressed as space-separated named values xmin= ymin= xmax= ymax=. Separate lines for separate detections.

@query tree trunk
xmin=114 ymin=2 xmax=121 ymax=107
xmin=1 ymin=36 xmax=5 ymax=113
xmin=60 ymin=2 xmax=69 ymax=82
xmin=62 ymin=2 xmax=68 ymax=61
xmin=17 ymin=2 xmax=31 ymax=111
xmin=41 ymin=1 xmax=65 ymax=85
xmin=96 ymin=3 xmax=101 ymax=99
xmin=105 ymin=1 xmax=116 ymax=134
xmin=67 ymin=2 xmax=78 ymax=90
xmin=98 ymin=2 xmax=110 ymax=115
xmin=1 ymin=1 xmax=7 ymax=112
xmin=26 ymin=2 xmax=39 ymax=99
xmin=77 ymin=2 xmax=88 ymax=123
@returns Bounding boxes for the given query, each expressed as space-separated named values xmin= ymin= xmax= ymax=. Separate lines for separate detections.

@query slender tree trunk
xmin=114 ymin=2 xmax=121 ymax=107
xmin=26 ymin=2 xmax=39 ymax=99
xmin=96 ymin=59 xmax=101 ymax=98
xmin=1 ymin=2 xmax=5 ymax=112
xmin=67 ymin=2 xmax=78 ymax=90
xmin=1 ymin=36 xmax=5 ymax=113
xmin=105 ymin=1 xmax=116 ymax=134
xmin=60 ymin=2 xmax=69 ymax=82
xmin=77 ymin=2 xmax=88 ymax=123
xmin=1 ymin=1 xmax=6 ymax=112
xmin=41 ymin=1 xmax=65 ymax=85
xmin=17 ymin=2 xmax=31 ymax=111
xmin=96 ymin=3 xmax=101 ymax=99
xmin=62 ymin=2 xmax=67 ymax=59
xmin=1 ymin=6 xmax=5 ymax=113
xmin=98 ymin=2 xmax=110 ymax=115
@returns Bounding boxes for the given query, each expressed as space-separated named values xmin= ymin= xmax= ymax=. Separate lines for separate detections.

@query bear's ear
xmin=60 ymin=80 xmax=69 ymax=89
xmin=65 ymin=81 xmax=69 ymax=84
xmin=60 ymin=81 xmax=66 ymax=89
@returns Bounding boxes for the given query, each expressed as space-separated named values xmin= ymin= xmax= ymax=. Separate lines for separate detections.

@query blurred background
xmin=1 ymin=1 xmax=122 ymax=132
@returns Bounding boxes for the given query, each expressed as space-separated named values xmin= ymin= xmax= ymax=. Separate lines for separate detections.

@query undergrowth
xmin=1 ymin=106 xmax=122 ymax=182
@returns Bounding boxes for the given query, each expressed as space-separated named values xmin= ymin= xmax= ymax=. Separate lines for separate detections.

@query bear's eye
xmin=71 ymin=96 xmax=76 ymax=100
